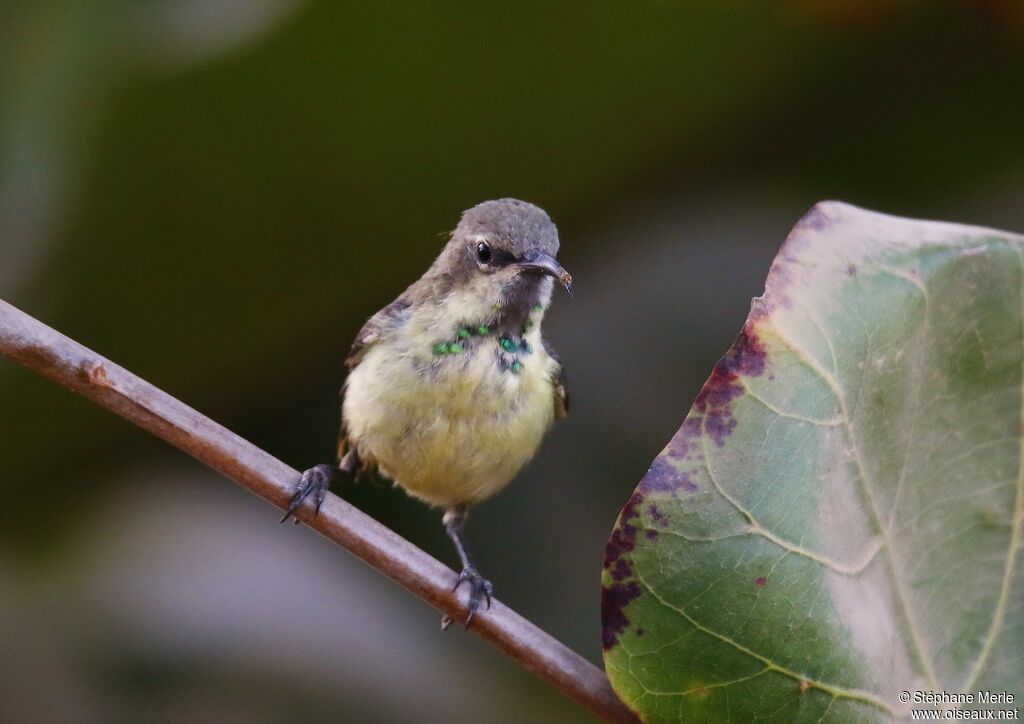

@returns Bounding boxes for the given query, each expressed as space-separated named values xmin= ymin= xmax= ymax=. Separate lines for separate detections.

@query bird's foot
xmin=442 ymin=566 xmax=493 ymax=630
xmin=280 ymin=463 xmax=336 ymax=524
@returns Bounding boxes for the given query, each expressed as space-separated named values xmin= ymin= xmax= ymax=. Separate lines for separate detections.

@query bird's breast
xmin=342 ymin=324 xmax=558 ymax=507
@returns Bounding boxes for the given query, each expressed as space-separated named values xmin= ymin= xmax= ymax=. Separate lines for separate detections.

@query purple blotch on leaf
xmin=610 ymin=558 xmax=632 ymax=581
xmin=666 ymin=417 xmax=702 ymax=461
xmin=704 ymin=409 xmax=737 ymax=447
xmin=601 ymin=492 xmax=650 ymax=649
xmin=755 ymin=576 xmax=767 ymax=587
xmin=648 ymin=504 xmax=668 ymax=526
xmin=691 ymin=325 xmax=767 ymax=446
xmin=640 ymin=458 xmax=681 ymax=493
xmin=603 ymin=492 xmax=644 ymax=573
xmin=642 ymin=455 xmax=698 ymax=495
xmin=601 ymin=582 xmax=641 ymax=650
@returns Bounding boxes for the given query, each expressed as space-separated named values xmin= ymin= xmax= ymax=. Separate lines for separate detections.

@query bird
xmin=281 ymin=198 xmax=572 ymax=627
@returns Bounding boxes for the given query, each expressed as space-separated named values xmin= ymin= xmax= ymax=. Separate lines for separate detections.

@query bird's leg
xmin=280 ymin=449 xmax=361 ymax=524
xmin=441 ymin=504 xmax=493 ymax=630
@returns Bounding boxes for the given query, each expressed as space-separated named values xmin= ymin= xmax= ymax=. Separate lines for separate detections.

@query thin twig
xmin=0 ymin=299 xmax=637 ymax=724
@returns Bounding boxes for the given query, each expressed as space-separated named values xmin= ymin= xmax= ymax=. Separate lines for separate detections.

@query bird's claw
xmin=442 ymin=566 xmax=493 ymax=630
xmin=280 ymin=464 xmax=334 ymax=524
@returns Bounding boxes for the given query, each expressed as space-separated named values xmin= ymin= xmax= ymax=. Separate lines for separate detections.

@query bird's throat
xmin=430 ymin=302 xmax=545 ymax=375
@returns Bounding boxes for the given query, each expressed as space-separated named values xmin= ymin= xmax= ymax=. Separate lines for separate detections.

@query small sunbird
xmin=281 ymin=198 xmax=572 ymax=627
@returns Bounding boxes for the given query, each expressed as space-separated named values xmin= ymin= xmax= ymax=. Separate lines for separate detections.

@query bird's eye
xmin=476 ymin=242 xmax=492 ymax=264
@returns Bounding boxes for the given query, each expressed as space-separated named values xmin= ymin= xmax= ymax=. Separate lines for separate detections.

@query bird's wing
xmin=344 ymin=297 xmax=410 ymax=369
xmin=545 ymin=338 xmax=570 ymax=419
xmin=339 ymin=297 xmax=411 ymax=467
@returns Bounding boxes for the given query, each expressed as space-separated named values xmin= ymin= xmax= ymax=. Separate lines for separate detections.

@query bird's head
xmin=430 ymin=199 xmax=571 ymax=323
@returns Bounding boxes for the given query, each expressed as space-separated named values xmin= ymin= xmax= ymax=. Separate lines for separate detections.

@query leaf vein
xmin=771 ymin=322 xmax=941 ymax=689
xmin=961 ymin=241 xmax=1024 ymax=692
xmin=631 ymin=567 xmax=896 ymax=717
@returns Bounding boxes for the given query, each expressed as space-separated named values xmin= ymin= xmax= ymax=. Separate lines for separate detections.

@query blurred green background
xmin=2 ymin=1 xmax=1023 ymax=722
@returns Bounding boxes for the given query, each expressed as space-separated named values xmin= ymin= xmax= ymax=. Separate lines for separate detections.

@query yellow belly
xmin=342 ymin=331 xmax=557 ymax=507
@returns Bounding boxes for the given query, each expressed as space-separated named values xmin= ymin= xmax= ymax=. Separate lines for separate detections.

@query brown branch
xmin=0 ymin=299 xmax=637 ymax=724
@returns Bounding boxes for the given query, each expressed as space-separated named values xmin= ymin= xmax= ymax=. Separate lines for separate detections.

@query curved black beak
xmin=514 ymin=252 xmax=573 ymax=296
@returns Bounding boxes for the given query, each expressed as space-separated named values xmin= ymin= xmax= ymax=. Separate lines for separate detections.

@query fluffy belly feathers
xmin=342 ymin=334 xmax=557 ymax=507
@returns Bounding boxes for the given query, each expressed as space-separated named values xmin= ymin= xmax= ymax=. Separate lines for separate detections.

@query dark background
xmin=2 ymin=2 xmax=1023 ymax=722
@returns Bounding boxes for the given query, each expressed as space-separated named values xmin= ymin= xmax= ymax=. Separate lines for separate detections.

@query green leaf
xmin=602 ymin=202 xmax=1024 ymax=722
